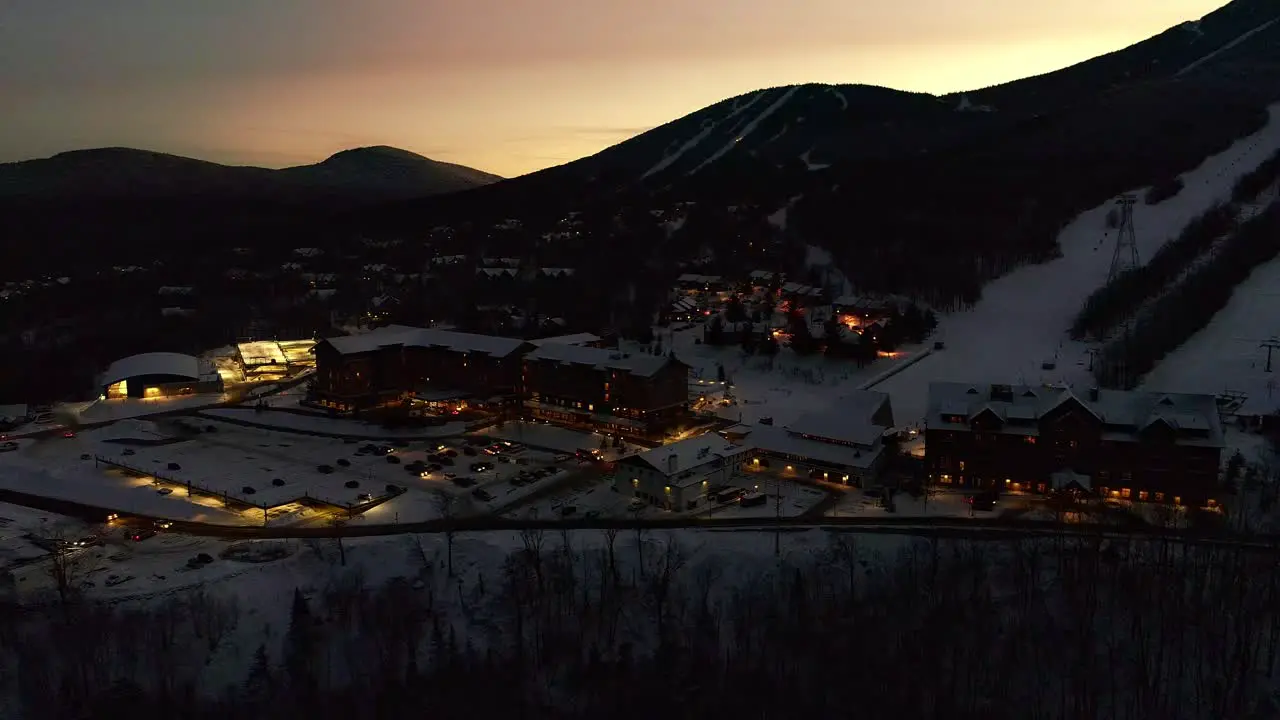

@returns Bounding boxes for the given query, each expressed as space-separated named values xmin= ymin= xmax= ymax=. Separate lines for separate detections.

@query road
xmin=3 ymin=483 xmax=1279 ymax=553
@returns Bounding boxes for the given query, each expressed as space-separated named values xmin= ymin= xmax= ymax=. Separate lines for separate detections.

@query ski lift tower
xmin=1107 ymin=195 xmax=1140 ymax=284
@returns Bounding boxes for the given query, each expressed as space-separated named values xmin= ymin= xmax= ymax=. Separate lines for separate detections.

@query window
xmin=1120 ymin=488 xmax=1131 ymax=499
xmin=958 ymin=461 xmax=966 ymax=471
xmin=1155 ymin=492 xmax=1165 ymax=503
xmin=1025 ymin=436 xmax=1036 ymax=445
xmin=1138 ymin=491 xmax=1148 ymax=502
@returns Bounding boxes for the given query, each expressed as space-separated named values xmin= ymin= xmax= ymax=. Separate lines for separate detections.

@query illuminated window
xmin=1120 ymin=488 xmax=1131 ymax=499
xmin=1173 ymin=496 xmax=1181 ymax=506
xmin=1138 ymin=491 xmax=1148 ymax=501
xmin=1025 ymin=436 xmax=1036 ymax=444
xmin=1155 ymin=492 xmax=1165 ymax=502
xmin=958 ymin=461 xmax=965 ymax=471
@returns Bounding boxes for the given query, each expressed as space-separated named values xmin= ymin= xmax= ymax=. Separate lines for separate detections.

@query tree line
xmin=1071 ymin=204 xmax=1238 ymax=341
xmin=1095 ymin=202 xmax=1280 ymax=388
xmin=7 ymin=528 xmax=1280 ymax=719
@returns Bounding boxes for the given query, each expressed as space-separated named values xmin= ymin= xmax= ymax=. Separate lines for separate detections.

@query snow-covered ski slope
xmin=1140 ymin=188 xmax=1280 ymax=409
xmin=871 ymin=103 xmax=1280 ymax=423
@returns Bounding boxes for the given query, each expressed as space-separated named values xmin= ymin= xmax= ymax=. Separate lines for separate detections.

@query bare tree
xmin=44 ymin=524 xmax=86 ymax=620
xmin=434 ymin=491 xmax=457 ymax=576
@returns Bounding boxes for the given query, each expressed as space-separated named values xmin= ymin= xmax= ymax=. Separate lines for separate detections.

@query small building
xmin=616 ymin=433 xmax=754 ymax=511
xmin=675 ymin=274 xmax=724 ymax=292
xmin=749 ymin=270 xmax=781 ymax=287
xmin=728 ymin=391 xmax=896 ymax=484
xmin=924 ymin=382 xmax=1225 ymax=506
xmin=670 ymin=297 xmax=702 ymax=323
xmin=100 ymin=352 xmax=223 ymax=399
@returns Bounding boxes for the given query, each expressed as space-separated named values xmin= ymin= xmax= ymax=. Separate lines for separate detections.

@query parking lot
xmin=90 ymin=421 xmax=578 ymax=521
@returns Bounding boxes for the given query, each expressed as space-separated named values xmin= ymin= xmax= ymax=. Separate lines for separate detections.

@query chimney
xmin=1088 ymin=387 xmax=1099 ymax=402
xmin=667 ymin=453 xmax=678 ymax=474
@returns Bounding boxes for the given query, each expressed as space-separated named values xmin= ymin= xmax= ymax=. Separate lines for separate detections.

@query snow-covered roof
xmin=785 ymin=392 xmax=893 ymax=447
xmin=528 ymin=333 xmax=601 ymax=348
xmin=926 ymin=382 xmax=1224 ymax=447
xmin=320 ymin=326 xmax=527 ymax=357
xmin=101 ymin=352 xmax=202 ymax=387
xmin=624 ymin=433 xmax=752 ymax=480
xmin=523 ymin=344 xmax=674 ymax=377
xmin=677 ymin=274 xmax=722 ymax=285
xmin=735 ymin=424 xmax=884 ymax=471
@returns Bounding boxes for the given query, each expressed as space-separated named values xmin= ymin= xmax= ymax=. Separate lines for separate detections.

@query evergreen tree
xmin=788 ymin=310 xmax=817 ymax=356
xmin=724 ymin=296 xmax=748 ymax=323
xmin=740 ymin=321 xmax=757 ymax=354
xmin=243 ymin=644 xmax=273 ymax=705
xmin=284 ymin=589 xmax=317 ymax=699
xmin=705 ymin=315 xmax=725 ymax=345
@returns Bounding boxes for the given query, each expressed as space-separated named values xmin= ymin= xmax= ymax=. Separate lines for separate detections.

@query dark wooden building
xmin=522 ymin=344 xmax=689 ymax=437
xmin=924 ymin=382 xmax=1224 ymax=506
xmin=311 ymin=326 xmax=529 ymax=413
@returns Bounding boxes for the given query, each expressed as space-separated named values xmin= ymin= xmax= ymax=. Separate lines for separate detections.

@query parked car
xmin=472 ymin=488 xmax=494 ymax=501
xmin=386 ymin=455 xmax=401 ymax=464
xmin=130 ymin=530 xmax=156 ymax=542
xmin=156 ymin=487 xmax=173 ymax=496
xmin=463 ymin=446 xmax=477 ymax=456
xmin=336 ymin=458 xmax=351 ymax=467
xmin=317 ymin=465 xmax=335 ymax=474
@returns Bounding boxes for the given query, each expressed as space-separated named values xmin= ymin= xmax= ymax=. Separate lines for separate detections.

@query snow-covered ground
xmin=477 ymin=421 xmax=644 ymax=457
xmin=1141 ymin=251 xmax=1280 ymax=409
xmin=6 ymin=521 xmax=914 ymax=699
xmin=826 ymin=487 xmax=980 ymax=518
xmin=0 ymin=418 xmax=574 ymax=525
xmin=871 ymin=102 xmax=1280 ymax=423
xmin=198 ymin=407 xmax=468 ymax=438
xmin=649 ymin=323 xmax=921 ymax=427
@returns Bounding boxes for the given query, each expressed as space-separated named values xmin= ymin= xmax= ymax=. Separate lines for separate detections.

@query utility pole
xmin=774 ymin=475 xmax=782 ymax=557
xmin=1107 ymin=195 xmax=1140 ymax=284
xmin=1086 ymin=347 xmax=1103 ymax=373
xmin=1261 ymin=337 xmax=1280 ymax=373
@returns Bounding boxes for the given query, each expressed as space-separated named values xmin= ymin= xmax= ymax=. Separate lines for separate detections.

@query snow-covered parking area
xmin=198 ymin=407 xmax=467 ymax=438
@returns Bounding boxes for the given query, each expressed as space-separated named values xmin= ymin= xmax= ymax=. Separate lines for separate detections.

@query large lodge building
xmin=924 ymin=382 xmax=1225 ymax=506
xmin=311 ymin=325 xmax=689 ymax=436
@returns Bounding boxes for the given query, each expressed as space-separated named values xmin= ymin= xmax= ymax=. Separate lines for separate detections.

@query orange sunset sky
xmin=1 ymin=0 xmax=1229 ymax=178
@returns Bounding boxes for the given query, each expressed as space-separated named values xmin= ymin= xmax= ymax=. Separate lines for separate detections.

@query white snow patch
xmin=689 ymin=86 xmax=801 ymax=176
xmin=800 ymin=148 xmax=830 ymax=171
xmin=870 ymin=102 xmax=1280 ymax=423
xmin=765 ymin=194 xmax=804 ymax=231
xmin=1177 ymin=17 xmax=1280 ymax=76
xmin=828 ymin=87 xmax=848 ymax=111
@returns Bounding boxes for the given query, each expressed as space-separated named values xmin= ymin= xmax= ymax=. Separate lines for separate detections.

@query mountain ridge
xmin=0 ymin=145 xmax=501 ymax=201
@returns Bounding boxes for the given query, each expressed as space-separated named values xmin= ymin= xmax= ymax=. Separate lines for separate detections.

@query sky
xmin=0 ymin=0 xmax=1230 ymax=178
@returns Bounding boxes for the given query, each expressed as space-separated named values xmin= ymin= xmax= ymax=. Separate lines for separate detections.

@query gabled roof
xmin=625 ymin=433 xmax=749 ymax=479
xmin=320 ymin=326 xmax=527 ymax=357
xmin=925 ymin=382 xmax=1225 ymax=448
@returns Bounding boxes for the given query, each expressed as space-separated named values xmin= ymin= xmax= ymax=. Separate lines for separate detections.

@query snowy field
xmin=826 ymin=487 xmax=983 ymax=519
xmin=642 ymin=324 xmax=922 ymax=427
xmin=518 ymin=472 xmax=829 ymax=520
xmin=198 ymin=407 xmax=467 ymax=438
xmin=870 ymin=102 xmax=1280 ymax=423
